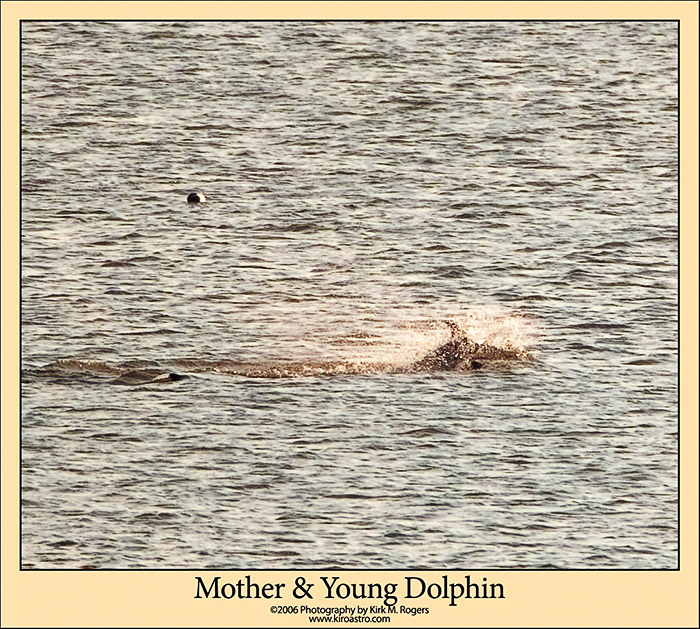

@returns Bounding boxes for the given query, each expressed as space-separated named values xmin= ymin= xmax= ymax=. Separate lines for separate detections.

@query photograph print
xmin=21 ymin=20 xmax=678 ymax=570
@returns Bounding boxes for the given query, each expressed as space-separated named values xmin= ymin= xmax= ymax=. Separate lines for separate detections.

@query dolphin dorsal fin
xmin=444 ymin=320 xmax=463 ymax=339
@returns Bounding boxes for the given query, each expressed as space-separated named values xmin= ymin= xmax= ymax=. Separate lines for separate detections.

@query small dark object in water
xmin=187 ymin=192 xmax=206 ymax=203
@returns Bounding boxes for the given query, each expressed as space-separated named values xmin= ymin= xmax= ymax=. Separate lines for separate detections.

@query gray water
xmin=21 ymin=21 xmax=678 ymax=569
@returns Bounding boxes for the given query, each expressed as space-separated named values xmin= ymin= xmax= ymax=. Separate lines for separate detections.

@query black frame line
xmin=18 ymin=17 xmax=682 ymax=574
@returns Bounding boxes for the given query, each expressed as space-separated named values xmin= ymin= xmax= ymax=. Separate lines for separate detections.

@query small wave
xmin=403 ymin=427 xmax=455 ymax=438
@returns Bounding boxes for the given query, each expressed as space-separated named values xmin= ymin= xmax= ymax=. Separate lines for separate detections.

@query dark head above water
xmin=187 ymin=192 xmax=206 ymax=204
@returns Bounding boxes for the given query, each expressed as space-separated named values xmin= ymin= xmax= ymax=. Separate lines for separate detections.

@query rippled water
xmin=21 ymin=21 xmax=678 ymax=569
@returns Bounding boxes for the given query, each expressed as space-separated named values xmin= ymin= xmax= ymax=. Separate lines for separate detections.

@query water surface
xmin=21 ymin=20 xmax=678 ymax=569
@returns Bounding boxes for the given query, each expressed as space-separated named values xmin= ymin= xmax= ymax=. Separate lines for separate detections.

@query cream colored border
xmin=2 ymin=2 xmax=698 ymax=627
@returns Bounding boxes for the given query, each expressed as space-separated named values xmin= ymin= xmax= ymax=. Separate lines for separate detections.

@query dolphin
xmin=405 ymin=320 xmax=530 ymax=372
xmin=406 ymin=320 xmax=484 ymax=372
xmin=40 ymin=320 xmax=530 ymax=385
